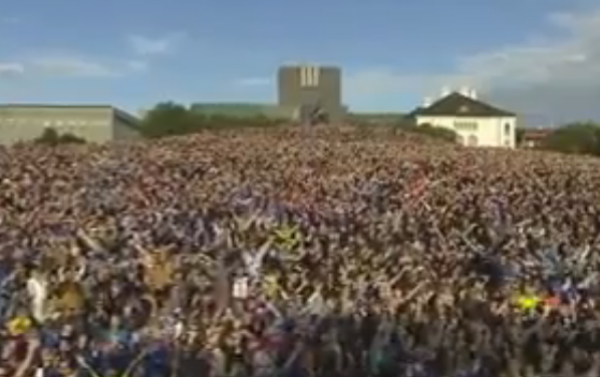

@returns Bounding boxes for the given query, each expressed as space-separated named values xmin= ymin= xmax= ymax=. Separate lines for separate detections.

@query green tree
xmin=59 ymin=133 xmax=86 ymax=144
xmin=140 ymin=102 xmax=283 ymax=137
xmin=540 ymin=122 xmax=600 ymax=155
xmin=140 ymin=102 xmax=197 ymax=138
xmin=516 ymin=128 xmax=526 ymax=145
xmin=35 ymin=127 xmax=61 ymax=145
xmin=35 ymin=128 xmax=86 ymax=145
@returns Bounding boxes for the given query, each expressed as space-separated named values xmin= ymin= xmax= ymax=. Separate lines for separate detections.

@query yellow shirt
xmin=7 ymin=316 xmax=32 ymax=336
xmin=263 ymin=275 xmax=280 ymax=297
xmin=515 ymin=294 xmax=541 ymax=311
xmin=273 ymin=226 xmax=300 ymax=250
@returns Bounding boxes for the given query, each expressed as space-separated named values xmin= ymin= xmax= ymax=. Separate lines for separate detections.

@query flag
xmin=27 ymin=274 xmax=48 ymax=323
xmin=233 ymin=277 xmax=249 ymax=299
xmin=272 ymin=225 xmax=301 ymax=251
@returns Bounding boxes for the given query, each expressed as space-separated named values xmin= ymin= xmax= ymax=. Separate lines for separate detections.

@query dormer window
xmin=458 ymin=105 xmax=469 ymax=113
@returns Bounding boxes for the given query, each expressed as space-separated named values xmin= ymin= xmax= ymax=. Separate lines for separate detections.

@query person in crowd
xmin=1 ymin=126 xmax=600 ymax=377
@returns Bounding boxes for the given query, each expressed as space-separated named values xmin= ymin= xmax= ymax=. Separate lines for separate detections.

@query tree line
xmin=530 ymin=122 xmax=600 ymax=156
xmin=33 ymin=101 xmax=600 ymax=157
xmin=138 ymin=102 xmax=460 ymax=142
xmin=140 ymin=102 xmax=283 ymax=138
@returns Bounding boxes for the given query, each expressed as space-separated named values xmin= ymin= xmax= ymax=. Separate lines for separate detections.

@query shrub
xmin=35 ymin=128 xmax=86 ymax=145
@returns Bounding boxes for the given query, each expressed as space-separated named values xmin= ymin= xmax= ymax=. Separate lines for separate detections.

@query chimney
xmin=469 ymin=89 xmax=478 ymax=99
xmin=459 ymin=86 xmax=470 ymax=97
xmin=440 ymin=86 xmax=451 ymax=98
xmin=423 ymin=96 xmax=432 ymax=107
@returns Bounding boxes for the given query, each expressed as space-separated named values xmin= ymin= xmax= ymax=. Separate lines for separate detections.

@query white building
xmin=411 ymin=88 xmax=517 ymax=148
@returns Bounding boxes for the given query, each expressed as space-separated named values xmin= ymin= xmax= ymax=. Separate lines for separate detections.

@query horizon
xmin=2 ymin=0 xmax=600 ymax=126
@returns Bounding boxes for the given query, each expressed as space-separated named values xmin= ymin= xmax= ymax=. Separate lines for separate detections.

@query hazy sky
xmin=1 ymin=0 xmax=600 ymax=125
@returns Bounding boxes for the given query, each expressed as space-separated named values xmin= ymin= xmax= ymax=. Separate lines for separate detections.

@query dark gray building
xmin=277 ymin=65 xmax=344 ymax=123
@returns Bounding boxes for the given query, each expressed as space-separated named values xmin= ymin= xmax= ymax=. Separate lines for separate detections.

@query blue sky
xmin=1 ymin=0 xmax=600 ymax=124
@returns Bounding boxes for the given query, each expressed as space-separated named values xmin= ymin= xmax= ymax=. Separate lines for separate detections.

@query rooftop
xmin=0 ymin=104 xmax=140 ymax=129
xmin=0 ymin=103 xmax=118 ymax=108
xmin=410 ymin=92 xmax=515 ymax=118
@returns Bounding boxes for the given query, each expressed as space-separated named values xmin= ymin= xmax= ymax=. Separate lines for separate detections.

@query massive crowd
xmin=1 ymin=126 xmax=600 ymax=377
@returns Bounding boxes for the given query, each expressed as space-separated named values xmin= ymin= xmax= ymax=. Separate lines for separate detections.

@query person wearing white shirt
xmin=27 ymin=270 xmax=48 ymax=323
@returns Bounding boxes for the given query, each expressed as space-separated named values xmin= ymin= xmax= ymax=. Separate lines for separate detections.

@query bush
xmin=35 ymin=128 xmax=86 ymax=145
xmin=540 ymin=122 xmax=600 ymax=155
xmin=36 ymin=127 xmax=60 ymax=145
xmin=140 ymin=102 xmax=284 ymax=138
xmin=400 ymin=122 xmax=458 ymax=143
xmin=59 ymin=133 xmax=86 ymax=144
xmin=516 ymin=128 xmax=526 ymax=145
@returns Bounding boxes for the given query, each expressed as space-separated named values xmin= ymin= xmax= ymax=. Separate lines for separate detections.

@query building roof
xmin=521 ymin=128 xmax=553 ymax=140
xmin=0 ymin=103 xmax=123 ymax=110
xmin=113 ymin=108 xmax=141 ymax=130
xmin=410 ymin=92 xmax=516 ymax=118
xmin=0 ymin=104 xmax=140 ymax=130
xmin=278 ymin=64 xmax=340 ymax=71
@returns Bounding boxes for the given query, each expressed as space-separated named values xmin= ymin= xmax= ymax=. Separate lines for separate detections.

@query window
xmin=300 ymin=65 xmax=320 ymax=88
xmin=458 ymin=105 xmax=469 ymax=113
xmin=504 ymin=123 xmax=511 ymax=135
xmin=453 ymin=121 xmax=478 ymax=131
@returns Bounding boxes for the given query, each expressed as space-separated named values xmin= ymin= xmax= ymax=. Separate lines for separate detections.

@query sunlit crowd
xmin=1 ymin=126 xmax=600 ymax=377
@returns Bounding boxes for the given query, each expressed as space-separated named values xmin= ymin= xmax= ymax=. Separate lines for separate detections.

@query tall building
xmin=0 ymin=104 xmax=140 ymax=145
xmin=277 ymin=65 xmax=344 ymax=123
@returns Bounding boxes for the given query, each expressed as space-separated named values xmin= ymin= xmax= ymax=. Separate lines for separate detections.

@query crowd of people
xmin=1 ymin=126 xmax=600 ymax=377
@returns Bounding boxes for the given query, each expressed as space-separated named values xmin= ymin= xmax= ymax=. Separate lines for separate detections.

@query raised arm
xmin=123 ymin=347 xmax=151 ymax=377
xmin=75 ymin=355 xmax=102 ymax=377
xmin=13 ymin=336 xmax=40 ymax=377
xmin=76 ymin=229 xmax=104 ymax=253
